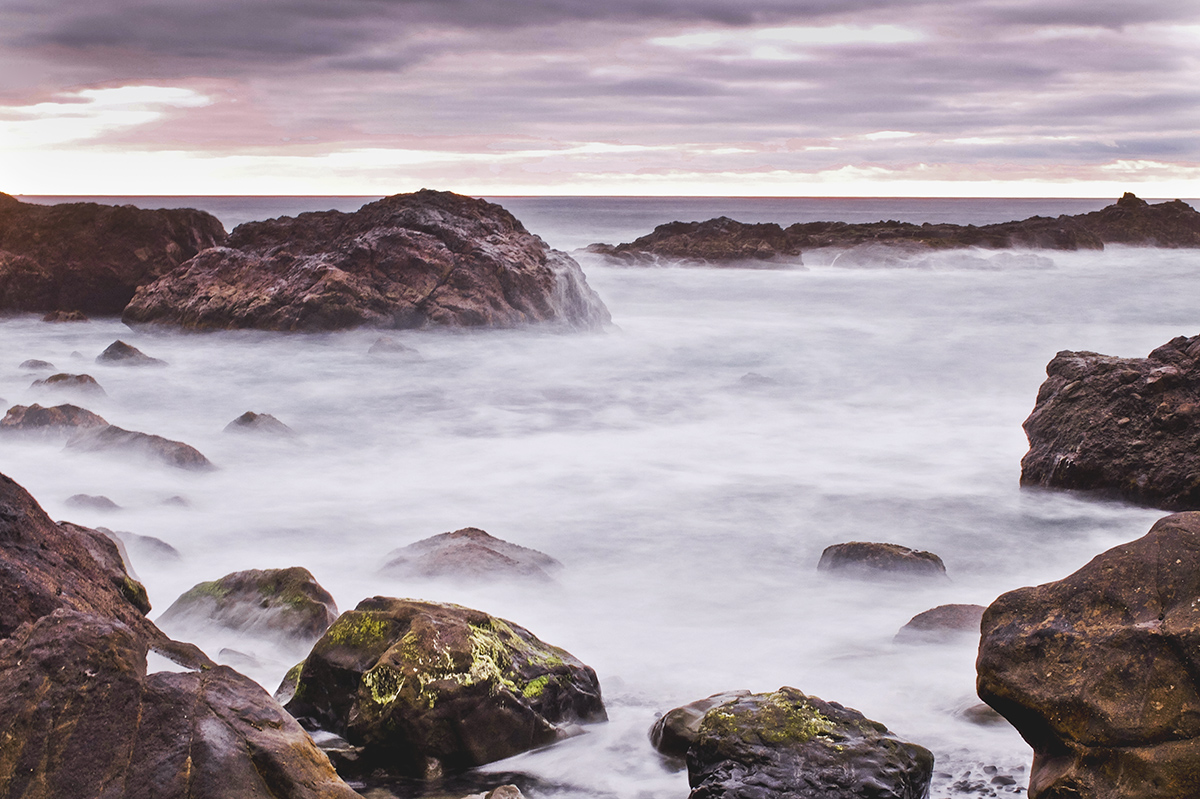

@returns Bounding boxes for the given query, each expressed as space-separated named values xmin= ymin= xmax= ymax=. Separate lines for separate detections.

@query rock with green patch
xmin=681 ymin=687 xmax=933 ymax=799
xmin=157 ymin=566 xmax=338 ymax=643
xmin=284 ymin=596 xmax=606 ymax=778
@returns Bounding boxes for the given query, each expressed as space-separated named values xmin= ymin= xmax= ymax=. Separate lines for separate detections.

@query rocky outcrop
xmin=895 ymin=603 xmax=985 ymax=643
xmin=96 ymin=338 xmax=166 ymax=366
xmin=123 ymin=190 xmax=610 ymax=332
xmin=977 ymin=512 xmax=1200 ymax=798
xmin=66 ymin=424 xmax=214 ymax=470
xmin=30 ymin=372 xmax=106 ymax=395
xmin=586 ymin=217 xmax=802 ymax=266
xmin=670 ymin=687 xmax=933 ymax=799
xmin=380 ymin=527 xmax=562 ymax=581
xmin=158 ymin=567 xmax=338 ymax=643
xmin=284 ymin=596 xmax=606 ymax=778
xmin=817 ymin=541 xmax=946 ymax=578
xmin=1 ymin=403 xmax=108 ymax=433
xmin=0 ymin=192 xmax=226 ymax=315
xmin=225 ymin=411 xmax=295 ymax=436
xmin=1020 ymin=335 xmax=1200 ymax=509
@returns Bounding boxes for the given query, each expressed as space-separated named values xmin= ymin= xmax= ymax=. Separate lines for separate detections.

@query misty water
xmin=4 ymin=196 xmax=1200 ymax=798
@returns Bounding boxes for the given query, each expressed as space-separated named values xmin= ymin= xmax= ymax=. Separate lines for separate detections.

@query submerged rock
xmin=158 ymin=566 xmax=338 ymax=643
xmin=895 ymin=603 xmax=985 ymax=643
xmin=96 ymin=338 xmax=167 ymax=366
xmin=675 ymin=687 xmax=933 ymax=799
xmin=42 ymin=309 xmax=88 ymax=322
xmin=65 ymin=493 xmax=121 ymax=511
xmin=98 ymin=527 xmax=182 ymax=564
xmin=30 ymin=372 xmax=106 ymax=395
xmin=66 ymin=424 xmax=214 ymax=470
xmin=977 ymin=512 xmax=1200 ymax=798
xmin=380 ymin=527 xmax=562 ymax=581
xmin=18 ymin=358 xmax=54 ymax=370
xmin=1021 ymin=334 xmax=1200 ymax=509
xmin=123 ymin=190 xmax=610 ymax=332
xmin=1 ymin=403 xmax=108 ymax=433
xmin=368 ymin=335 xmax=422 ymax=357
xmin=284 ymin=596 xmax=606 ymax=778
xmin=224 ymin=410 xmax=295 ymax=436
xmin=817 ymin=541 xmax=946 ymax=578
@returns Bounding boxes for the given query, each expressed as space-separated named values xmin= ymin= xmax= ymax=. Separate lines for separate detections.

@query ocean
xmin=4 ymin=195 xmax=1199 ymax=798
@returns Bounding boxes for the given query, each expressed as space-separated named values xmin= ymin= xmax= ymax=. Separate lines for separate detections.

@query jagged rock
xmin=30 ymin=372 xmax=106 ymax=395
xmin=817 ymin=541 xmax=946 ymax=578
xmin=42 ymin=309 xmax=88 ymax=322
xmin=586 ymin=217 xmax=802 ymax=266
xmin=284 ymin=596 xmax=606 ymax=778
xmin=224 ymin=411 xmax=295 ymax=436
xmin=158 ymin=567 xmax=338 ymax=643
xmin=1020 ymin=334 xmax=1200 ymax=509
xmin=676 ymin=687 xmax=934 ymax=799
xmin=65 ymin=493 xmax=120 ymax=511
xmin=977 ymin=512 xmax=1200 ymax=798
xmin=96 ymin=339 xmax=167 ymax=366
xmin=1076 ymin=192 xmax=1200 ymax=247
xmin=1 ymin=403 xmax=108 ymax=433
xmin=380 ymin=527 xmax=561 ymax=581
xmin=123 ymin=190 xmax=610 ymax=332
xmin=895 ymin=604 xmax=985 ymax=643
xmin=18 ymin=358 xmax=53 ymax=370
xmin=66 ymin=424 xmax=214 ymax=470
xmin=0 ymin=192 xmax=226 ymax=315
xmin=650 ymin=690 xmax=751 ymax=759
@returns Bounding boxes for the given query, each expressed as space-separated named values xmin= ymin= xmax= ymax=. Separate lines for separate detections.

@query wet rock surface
xmin=124 ymin=190 xmax=610 ymax=331
xmin=977 ymin=512 xmax=1200 ymax=799
xmin=650 ymin=690 xmax=752 ymax=759
xmin=818 ymin=541 xmax=947 ymax=577
xmin=380 ymin=527 xmax=562 ymax=581
xmin=1 ymin=402 xmax=108 ymax=433
xmin=1020 ymin=333 xmax=1200 ymax=509
xmin=284 ymin=596 xmax=606 ymax=778
xmin=895 ymin=604 xmax=985 ymax=643
xmin=96 ymin=338 xmax=167 ymax=366
xmin=66 ymin=424 xmax=214 ymax=470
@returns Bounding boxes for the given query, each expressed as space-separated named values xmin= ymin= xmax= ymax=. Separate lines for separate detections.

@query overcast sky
xmin=2 ymin=0 xmax=1198 ymax=195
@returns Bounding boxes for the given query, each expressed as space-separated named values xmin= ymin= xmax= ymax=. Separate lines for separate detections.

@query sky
xmin=1 ymin=0 xmax=1199 ymax=196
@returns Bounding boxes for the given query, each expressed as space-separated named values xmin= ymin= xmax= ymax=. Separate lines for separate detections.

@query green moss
xmin=322 ymin=612 xmax=393 ymax=649
xmin=702 ymin=691 xmax=837 ymax=748
xmin=283 ymin=660 xmax=305 ymax=684
xmin=121 ymin=576 xmax=151 ymax=613
xmin=522 ymin=675 xmax=552 ymax=699
xmin=363 ymin=663 xmax=407 ymax=706
xmin=179 ymin=579 xmax=233 ymax=604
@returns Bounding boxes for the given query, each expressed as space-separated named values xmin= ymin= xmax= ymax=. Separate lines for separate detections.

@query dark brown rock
xmin=586 ymin=217 xmax=802 ymax=266
xmin=895 ymin=603 xmax=985 ymax=643
xmin=225 ymin=411 xmax=295 ymax=436
xmin=977 ymin=512 xmax=1200 ymax=798
xmin=30 ymin=372 xmax=106 ymax=395
xmin=0 ymin=192 xmax=226 ymax=315
xmin=158 ymin=566 xmax=338 ymax=643
xmin=1020 ymin=335 xmax=1200 ymax=509
xmin=1 ymin=403 xmax=108 ymax=433
xmin=66 ymin=424 xmax=214 ymax=470
xmin=42 ymin=309 xmax=88 ymax=322
xmin=65 ymin=493 xmax=121 ymax=511
xmin=650 ymin=690 xmax=751 ymax=759
xmin=18 ymin=358 xmax=54 ymax=370
xmin=96 ymin=338 xmax=166 ymax=366
xmin=380 ymin=527 xmax=561 ymax=581
xmin=284 ymin=596 xmax=606 ymax=778
xmin=817 ymin=541 xmax=946 ymax=578
xmin=123 ymin=190 xmax=610 ymax=331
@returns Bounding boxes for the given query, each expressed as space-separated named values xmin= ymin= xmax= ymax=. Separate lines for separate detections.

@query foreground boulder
xmin=978 ymin=512 xmax=1200 ymax=798
xmin=123 ymin=190 xmax=610 ymax=331
xmin=1021 ymin=334 xmax=1200 ymax=509
xmin=587 ymin=217 xmax=802 ymax=266
xmin=1 ymin=402 xmax=108 ymax=434
xmin=66 ymin=424 xmax=214 ymax=470
xmin=667 ymin=687 xmax=933 ymax=799
xmin=158 ymin=566 xmax=338 ymax=643
xmin=285 ymin=596 xmax=606 ymax=778
xmin=380 ymin=527 xmax=562 ymax=581
xmin=817 ymin=541 xmax=946 ymax=578
xmin=0 ymin=192 xmax=226 ymax=314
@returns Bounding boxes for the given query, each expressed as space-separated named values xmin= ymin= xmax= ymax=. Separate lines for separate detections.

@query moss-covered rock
xmin=285 ymin=596 xmax=606 ymax=778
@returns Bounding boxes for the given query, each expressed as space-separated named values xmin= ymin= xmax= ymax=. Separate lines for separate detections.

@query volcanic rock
xmin=30 ymin=372 xmax=106 ymax=395
xmin=18 ymin=358 xmax=53 ymax=370
xmin=158 ymin=566 xmax=338 ymax=643
xmin=977 ymin=512 xmax=1200 ymax=798
xmin=586 ymin=217 xmax=802 ymax=266
xmin=65 ymin=493 xmax=121 ymax=511
xmin=380 ymin=527 xmax=562 ymax=581
xmin=817 ymin=541 xmax=946 ymax=578
xmin=650 ymin=690 xmax=751 ymax=759
xmin=284 ymin=596 xmax=606 ymax=778
xmin=1 ymin=403 xmax=108 ymax=433
xmin=1020 ymin=334 xmax=1200 ymax=509
xmin=895 ymin=603 xmax=985 ymax=643
xmin=123 ymin=190 xmax=610 ymax=332
xmin=0 ymin=192 xmax=226 ymax=315
xmin=66 ymin=424 xmax=214 ymax=470
xmin=225 ymin=410 xmax=295 ymax=436
xmin=96 ymin=338 xmax=167 ymax=366
xmin=678 ymin=687 xmax=934 ymax=799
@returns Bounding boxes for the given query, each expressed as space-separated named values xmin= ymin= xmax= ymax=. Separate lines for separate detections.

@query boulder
xmin=225 ymin=411 xmax=295 ymax=436
xmin=0 ymin=192 xmax=226 ymax=315
xmin=157 ymin=566 xmax=338 ymax=643
xmin=817 ymin=541 xmax=946 ymax=578
xmin=18 ymin=358 xmax=53 ymax=370
xmin=380 ymin=527 xmax=562 ymax=581
xmin=42 ymin=309 xmax=88 ymax=322
xmin=895 ymin=603 xmax=985 ymax=643
xmin=284 ymin=596 xmax=606 ymax=778
xmin=98 ymin=527 xmax=182 ymax=564
xmin=0 ymin=609 xmax=362 ymax=799
xmin=977 ymin=512 xmax=1200 ymax=798
xmin=96 ymin=338 xmax=167 ymax=366
xmin=65 ymin=493 xmax=121 ymax=511
xmin=677 ymin=687 xmax=934 ymax=799
xmin=123 ymin=190 xmax=610 ymax=332
xmin=1 ymin=403 xmax=108 ymax=433
xmin=30 ymin=372 xmax=106 ymax=395
xmin=650 ymin=690 xmax=751 ymax=759
xmin=1021 ymin=335 xmax=1200 ymax=509
xmin=66 ymin=424 xmax=214 ymax=470
xmin=586 ymin=217 xmax=802 ymax=266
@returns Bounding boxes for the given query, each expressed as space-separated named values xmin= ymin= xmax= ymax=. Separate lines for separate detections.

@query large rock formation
xmin=586 ymin=217 xmax=802 ymax=266
xmin=977 ymin=512 xmax=1200 ymax=798
xmin=284 ymin=596 xmax=606 ymax=778
xmin=123 ymin=190 xmax=610 ymax=331
xmin=662 ymin=687 xmax=933 ymax=799
xmin=0 ymin=192 xmax=225 ymax=314
xmin=1021 ymin=334 xmax=1200 ymax=510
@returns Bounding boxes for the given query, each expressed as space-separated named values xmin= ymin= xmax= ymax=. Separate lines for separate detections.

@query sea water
xmin=4 ymin=195 xmax=1200 ymax=798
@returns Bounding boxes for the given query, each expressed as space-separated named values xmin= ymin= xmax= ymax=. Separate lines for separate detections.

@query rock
xmin=368 ymin=335 xmax=421 ymax=356
xmin=587 ymin=217 xmax=802 ymax=266
xmin=0 ymin=609 xmax=362 ymax=799
xmin=66 ymin=424 xmax=214 ymax=470
xmin=678 ymin=687 xmax=934 ymax=799
xmin=895 ymin=604 xmax=985 ymax=643
xmin=162 ymin=494 xmax=190 ymax=507
xmin=380 ymin=527 xmax=562 ymax=581
xmin=30 ymin=372 xmax=106 ymax=395
xmin=1020 ymin=334 xmax=1200 ymax=509
xmin=959 ymin=702 xmax=1006 ymax=727
xmin=464 ymin=786 xmax=527 ymax=799
xmin=157 ymin=566 xmax=338 ymax=643
xmin=18 ymin=358 xmax=54 ymax=370
xmin=99 ymin=527 xmax=182 ymax=563
xmin=123 ymin=190 xmax=610 ymax=332
xmin=977 ymin=512 xmax=1200 ymax=798
xmin=0 ymin=193 xmax=226 ymax=315
xmin=42 ymin=309 xmax=88 ymax=322
xmin=225 ymin=410 xmax=295 ymax=436
xmin=95 ymin=338 xmax=167 ymax=366
xmin=1075 ymin=192 xmax=1200 ymax=247
xmin=650 ymin=690 xmax=752 ymax=759
xmin=817 ymin=541 xmax=947 ymax=578
xmin=284 ymin=596 xmax=607 ymax=778
xmin=1 ymin=403 xmax=108 ymax=433
xmin=65 ymin=493 xmax=121 ymax=511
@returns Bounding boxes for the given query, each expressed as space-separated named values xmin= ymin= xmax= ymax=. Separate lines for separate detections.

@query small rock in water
xmin=224 ymin=411 xmax=295 ymax=436
xmin=895 ymin=604 xmax=985 ymax=643
xmin=31 ymin=373 xmax=107 ymax=396
xmin=18 ymin=359 xmax=54 ymax=370
xmin=98 ymin=527 xmax=182 ymax=564
xmin=161 ymin=495 xmax=190 ymax=507
xmin=369 ymin=336 xmax=422 ymax=357
xmin=818 ymin=541 xmax=947 ymax=578
xmin=380 ymin=526 xmax=562 ymax=581
xmin=65 ymin=493 xmax=121 ymax=511
xmin=42 ymin=309 xmax=89 ymax=322
xmin=65 ymin=425 xmax=214 ymax=471
xmin=96 ymin=340 xmax=166 ymax=366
